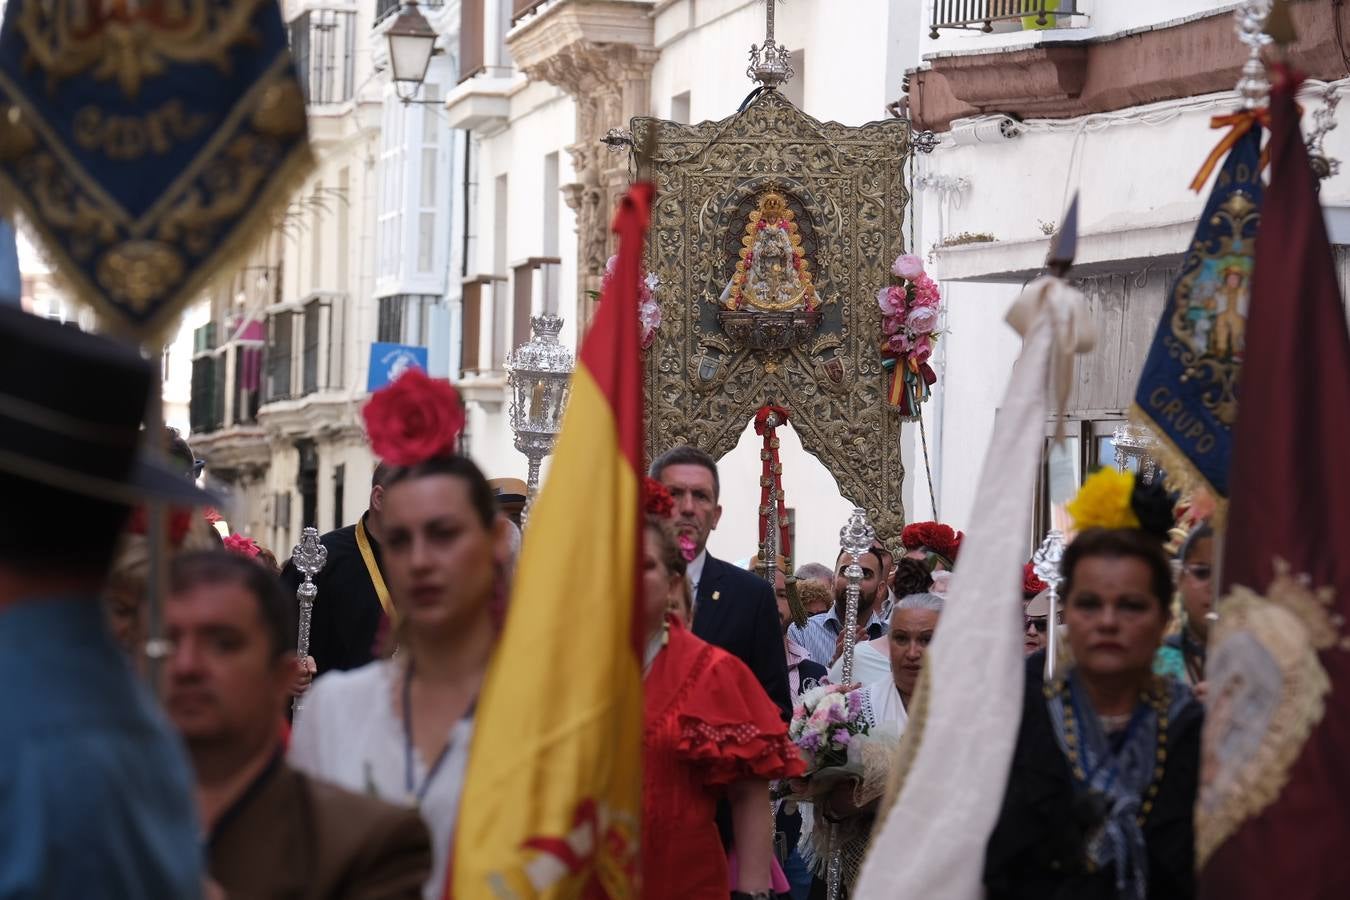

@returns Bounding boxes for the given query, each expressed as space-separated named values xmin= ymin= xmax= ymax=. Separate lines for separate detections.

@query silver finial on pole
xmin=506 ymin=314 xmax=576 ymax=529
xmin=291 ymin=526 xmax=327 ymax=713
xmin=837 ymin=507 xmax=877 ymax=688
xmin=747 ymin=0 xmax=794 ymax=89
xmin=1032 ymin=530 xmax=1067 ymax=682
xmin=1234 ymin=1 xmax=1274 ymax=110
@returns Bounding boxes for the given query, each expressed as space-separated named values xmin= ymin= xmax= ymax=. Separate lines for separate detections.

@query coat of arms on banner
xmin=1132 ymin=129 xmax=1263 ymax=501
xmin=0 ymin=0 xmax=313 ymax=338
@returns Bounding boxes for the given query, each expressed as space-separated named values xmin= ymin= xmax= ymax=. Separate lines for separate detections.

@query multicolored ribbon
xmin=1190 ymin=109 xmax=1272 ymax=193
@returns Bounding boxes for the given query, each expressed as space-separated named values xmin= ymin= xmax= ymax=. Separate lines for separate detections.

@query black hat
xmin=0 ymin=305 xmax=209 ymax=505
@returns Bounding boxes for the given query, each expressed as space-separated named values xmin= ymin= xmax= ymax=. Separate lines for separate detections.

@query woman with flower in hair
xmin=900 ymin=520 xmax=963 ymax=572
xmin=640 ymin=478 xmax=804 ymax=900
xmin=983 ymin=469 xmax=1203 ymax=900
xmin=290 ymin=370 xmax=513 ymax=900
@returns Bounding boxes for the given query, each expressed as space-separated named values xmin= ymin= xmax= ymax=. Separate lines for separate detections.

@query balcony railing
xmin=930 ymin=1 xmax=1079 ymax=38
xmin=290 ymin=9 xmax=357 ymax=105
xmin=189 ymin=321 xmax=265 ymax=435
xmin=375 ymin=0 xmax=444 ymax=27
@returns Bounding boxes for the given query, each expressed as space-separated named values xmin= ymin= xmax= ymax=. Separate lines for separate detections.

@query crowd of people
xmin=2 ymin=303 xmax=1213 ymax=899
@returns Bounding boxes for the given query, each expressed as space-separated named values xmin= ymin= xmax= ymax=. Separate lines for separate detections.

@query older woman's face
xmin=889 ymin=607 xmax=939 ymax=700
xmin=1064 ymin=555 xmax=1168 ymax=683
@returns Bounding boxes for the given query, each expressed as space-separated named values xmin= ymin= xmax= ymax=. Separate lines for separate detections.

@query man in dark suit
xmin=651 ymin=445 xmax=791 ymax=719
xmin=166 ymin=551 xmax=431 ymax=899
xmin=282 ymin=463 xmax=393 ymax=677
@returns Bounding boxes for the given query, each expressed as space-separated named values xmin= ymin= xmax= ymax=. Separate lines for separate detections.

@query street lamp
xmin=505 ymin=315 xmax=576 ymax=528
xmin=385 ymin=0 xmax=437 ymax=104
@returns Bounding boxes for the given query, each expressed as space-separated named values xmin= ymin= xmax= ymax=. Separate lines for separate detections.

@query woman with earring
xmin=641 ymin=480 xmax=804 ymax=900
xmin=983 ymin=470 xmax=1203 ymax=900
xmin=290 ymin=371 xmax=510 ymax=900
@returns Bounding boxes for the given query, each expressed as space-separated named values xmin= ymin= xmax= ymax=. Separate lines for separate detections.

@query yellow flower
xmin=1066 ymin=469 xmax=1140 ymax=532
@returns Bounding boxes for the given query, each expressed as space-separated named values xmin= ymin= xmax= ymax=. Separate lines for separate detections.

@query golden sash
xmin=355 ymin=519 xmax=395 ymax=622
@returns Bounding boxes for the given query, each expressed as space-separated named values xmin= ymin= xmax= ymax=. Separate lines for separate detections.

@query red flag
xmin=1198 ymin=68 xmax=1350 ymax=899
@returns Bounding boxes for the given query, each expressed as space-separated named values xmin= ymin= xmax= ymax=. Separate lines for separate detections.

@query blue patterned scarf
xmin=1046 ymin=670 xmax=1192 ymax=900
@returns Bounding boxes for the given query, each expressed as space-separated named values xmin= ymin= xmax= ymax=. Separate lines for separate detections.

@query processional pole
xmin=826 ymin=506 xmax=877 ymax=900
xmin=291 ymin=527 xmax=327 ymax=714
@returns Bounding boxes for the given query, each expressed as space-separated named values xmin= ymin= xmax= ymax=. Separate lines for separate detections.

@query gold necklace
xmin=1049 ymin=677 xmax=1170 ymax=828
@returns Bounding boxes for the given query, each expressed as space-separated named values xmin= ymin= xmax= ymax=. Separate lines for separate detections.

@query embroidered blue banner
xmin=0 ymin=0 xmax=312 ymax=338
xmin=1131 ymin=128 xmax=1264 ymax=500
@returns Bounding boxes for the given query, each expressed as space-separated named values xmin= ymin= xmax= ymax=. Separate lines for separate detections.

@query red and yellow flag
xmin=450 ymin=184 xmax=652 ymax=898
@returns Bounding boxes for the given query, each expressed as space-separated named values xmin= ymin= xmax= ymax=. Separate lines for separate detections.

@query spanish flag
xmin=450 ymin=184 xmax=652 ymax=898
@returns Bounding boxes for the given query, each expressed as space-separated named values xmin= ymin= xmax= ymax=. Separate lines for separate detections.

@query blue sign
xmin=368 ymin=343 xmax=429 ymax=392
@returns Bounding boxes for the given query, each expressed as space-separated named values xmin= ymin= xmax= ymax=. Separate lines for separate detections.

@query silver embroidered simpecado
xmin=291 ymin=526 xmax=327 ymax=713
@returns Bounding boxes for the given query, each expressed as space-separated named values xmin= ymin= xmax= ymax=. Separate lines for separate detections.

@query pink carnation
xmin=876 ymin=286 xmax=905 ymax=317
xmin=881 ymin=314 xmax=905 ymax=337
xmin=892 ymin=254 xmax=925 ymax=280
xmin=910 ymin=273 xmax=941 ymax=309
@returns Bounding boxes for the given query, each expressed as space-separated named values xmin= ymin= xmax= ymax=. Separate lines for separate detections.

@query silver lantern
xmin=505 ymin=314 xmax=575 ymax=528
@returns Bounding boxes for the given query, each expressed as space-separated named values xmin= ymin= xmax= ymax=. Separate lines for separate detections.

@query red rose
xmin=901 ymin=521 xmax=961 ymax=564
xmin=1023 ymin=562 xmax=1048 ymax=598
xmin=643 ymin=477 xmax=674 ymax=519
xmin=362 ymin=368 xmax=466 ymax=466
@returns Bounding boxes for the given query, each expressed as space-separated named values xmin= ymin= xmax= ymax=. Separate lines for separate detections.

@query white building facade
xmin=908 ymin=0 xmax=1350 ymax=550
xmin=192 ymin=0 xmax=1350 ymax=566
xmin=191 ymin=0 xmax=464 ymax=554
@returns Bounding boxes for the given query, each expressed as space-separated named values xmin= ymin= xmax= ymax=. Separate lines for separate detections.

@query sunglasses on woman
xmin=1024 ymin=617 xmax=1048 ymax=634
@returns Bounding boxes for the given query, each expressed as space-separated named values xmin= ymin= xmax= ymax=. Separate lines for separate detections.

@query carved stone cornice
xmin=507 ymin=0 xmax=657 ymax=327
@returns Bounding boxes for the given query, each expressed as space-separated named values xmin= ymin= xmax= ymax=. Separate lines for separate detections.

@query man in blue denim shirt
xmin=0 ymin=305 xmax=206 ymax=898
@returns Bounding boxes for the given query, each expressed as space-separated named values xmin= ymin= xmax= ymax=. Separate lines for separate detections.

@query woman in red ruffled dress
xmin=641 ymin=481 xmax=805 ymax=900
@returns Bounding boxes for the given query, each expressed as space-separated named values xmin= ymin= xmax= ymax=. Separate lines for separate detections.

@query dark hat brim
xmin=129 ymin=455 xmax=219 ymax=506
xmin=495 ymin=493 xmax=527 ymax=505
xmin=0 ymin=444 xmax=216 ymax=507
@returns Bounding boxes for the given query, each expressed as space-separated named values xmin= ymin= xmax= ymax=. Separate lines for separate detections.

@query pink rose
xmin=913 ymin=334 xmax=934 ymax=363
xmin=907 ymin=305 xmax=940 ymax=335
xmin=881 ymin=314 xmax=904 ymax=336
xmin=892 ymin=254 xmax=925 ymax=280
xmin=876 ymin=287 xmax=897 ymax=316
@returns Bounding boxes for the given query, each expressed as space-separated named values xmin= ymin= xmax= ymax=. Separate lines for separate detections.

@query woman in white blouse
xmin=291 ymin=454 xmax=512 ymax=900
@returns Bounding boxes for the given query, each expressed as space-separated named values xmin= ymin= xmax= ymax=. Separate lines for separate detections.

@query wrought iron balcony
xmin=930 ymin=1 xmax=1080 ymax=39
xmin=375 ymin=0 xmax=444 ymax=28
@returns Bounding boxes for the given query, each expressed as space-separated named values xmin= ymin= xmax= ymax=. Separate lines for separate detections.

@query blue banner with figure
xmin=0 ymin=0 xmax=312 ymax=339
xmin=1131 ymin=127 xmax=1264 ymax=501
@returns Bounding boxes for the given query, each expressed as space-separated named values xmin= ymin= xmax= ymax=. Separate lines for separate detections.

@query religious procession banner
xmin=1197 ymin=69 xmax=1350 ymax=899
xmin=452 ymin=185 xmax=653 ymax=898
xmin=1130 ymin=125 xmax=1264 ymax=502
xmin=0 ymin=0 xmax=313 ymax=339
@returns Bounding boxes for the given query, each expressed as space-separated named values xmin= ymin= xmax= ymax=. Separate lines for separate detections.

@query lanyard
xmin=402 ymin=663 xmax=455 ymax=805
xmin=355 ymin=519 xmax=396 ymax=622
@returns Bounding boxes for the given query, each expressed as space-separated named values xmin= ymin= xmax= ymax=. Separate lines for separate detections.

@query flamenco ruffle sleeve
xmin=675 ymin=653 xmax=806 ymax=786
